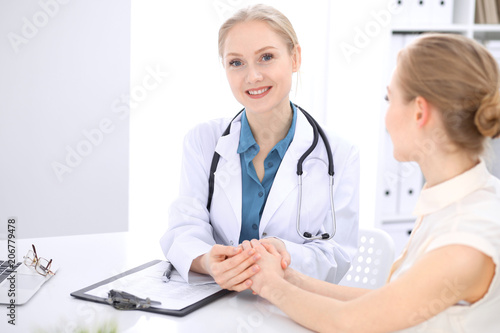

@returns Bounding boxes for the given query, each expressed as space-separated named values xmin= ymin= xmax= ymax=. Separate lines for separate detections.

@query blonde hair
xmin=218 ymin=4 xmax=299 ymax=59
xmin=397 ymin=33 xmax=500 ymax=156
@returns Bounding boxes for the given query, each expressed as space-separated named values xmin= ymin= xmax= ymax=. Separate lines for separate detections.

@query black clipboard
xmin=70 ymin=259 xmax=232 ymax=317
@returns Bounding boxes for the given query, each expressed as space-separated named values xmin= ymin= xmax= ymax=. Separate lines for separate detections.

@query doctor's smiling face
xmin=222 ymin=20 xmax=301 ymax=117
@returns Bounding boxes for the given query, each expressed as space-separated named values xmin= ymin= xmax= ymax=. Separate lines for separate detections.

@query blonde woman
xmin=160 ymin=4 xmax=359 ymax=291
xmin=248 ymin=33 xmax=500 ymax=332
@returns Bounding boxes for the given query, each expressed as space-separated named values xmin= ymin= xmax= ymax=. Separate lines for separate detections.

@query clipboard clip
xmin=106 ymin=289 xmax=161 ymax=310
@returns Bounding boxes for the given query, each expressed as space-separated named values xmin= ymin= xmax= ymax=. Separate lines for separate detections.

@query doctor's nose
xmin=245 ymin=66 xmax=263 ymax=84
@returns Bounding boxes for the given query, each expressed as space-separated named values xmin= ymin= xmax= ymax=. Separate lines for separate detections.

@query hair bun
xmin=475 ymin=90 xmax=500 ymax=139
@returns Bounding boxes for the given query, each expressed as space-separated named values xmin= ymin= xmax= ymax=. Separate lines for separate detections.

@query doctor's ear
xmin=291 ymin=45 xmax=301 ymax=72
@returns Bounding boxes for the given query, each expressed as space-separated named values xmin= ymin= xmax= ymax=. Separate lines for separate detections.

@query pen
xmin=162 ymin=262 xmax=174 ymax=282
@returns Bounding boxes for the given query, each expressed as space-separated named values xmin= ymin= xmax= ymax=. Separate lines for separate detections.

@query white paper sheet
xmin=84 ymin=261 xmax=222 ymax=311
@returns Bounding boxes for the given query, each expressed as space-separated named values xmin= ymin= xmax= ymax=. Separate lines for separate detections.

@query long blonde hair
xmin=397 ymin=33 xmax=500 ymax=156
xmin=218 ymin=4 xmax=299 ymax=59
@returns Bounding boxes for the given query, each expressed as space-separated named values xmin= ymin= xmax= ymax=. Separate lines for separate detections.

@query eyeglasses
xmin=23 ymin=244 xmax=55 ymax=276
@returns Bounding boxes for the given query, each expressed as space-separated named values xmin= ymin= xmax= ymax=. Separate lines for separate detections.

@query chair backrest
xmin=338 ymin=228 xmax=395 ymax=289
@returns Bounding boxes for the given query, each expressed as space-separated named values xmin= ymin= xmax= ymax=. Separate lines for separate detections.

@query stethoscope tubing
xmin=295 ymin=105 xmax=336 ymax=240
xmin=207 ymin=105 xmax=337 ymax=240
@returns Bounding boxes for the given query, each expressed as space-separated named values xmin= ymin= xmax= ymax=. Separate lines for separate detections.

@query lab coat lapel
xmin=214 ymin=118 xmax=242 ymax=237
xmin=259 ymin=111 xmax=314 ymax=231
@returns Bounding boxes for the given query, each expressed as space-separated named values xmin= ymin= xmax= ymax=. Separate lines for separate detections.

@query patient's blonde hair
xmin=397 ymin=33 xmax=500 ymax=156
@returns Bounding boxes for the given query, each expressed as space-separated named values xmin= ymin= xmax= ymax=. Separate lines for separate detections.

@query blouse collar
xmin=413 ymin=159 xmax=490 ymax=216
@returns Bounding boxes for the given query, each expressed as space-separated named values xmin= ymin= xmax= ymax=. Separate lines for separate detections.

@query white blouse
xmin=390 ymin=160 xmax=500 ymax=333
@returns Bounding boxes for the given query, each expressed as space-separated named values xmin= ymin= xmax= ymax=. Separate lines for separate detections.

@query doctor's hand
xmin=248 ymin=239 xmax=285 ymax=296
xmin=197 ymin=244 xmax=261 ymax=291
xmin=259 ymin=237 xmax=290 ymax=270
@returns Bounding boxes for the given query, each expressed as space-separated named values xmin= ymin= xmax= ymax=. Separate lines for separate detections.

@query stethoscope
xmin=206 ymin=104 xmax=336 ymax=241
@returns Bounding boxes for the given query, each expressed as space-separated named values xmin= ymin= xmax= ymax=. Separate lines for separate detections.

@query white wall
xmin=325 ymin=1 xmax=392 ymax=229
xmin=129 ymin=0 xmax=392 ymax=239
xmin=0 ymin=0 xmax=130 ymax=238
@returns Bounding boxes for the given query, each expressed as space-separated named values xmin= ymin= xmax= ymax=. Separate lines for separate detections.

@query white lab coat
xmin=160 ymin=110 xmax=359 ymax=283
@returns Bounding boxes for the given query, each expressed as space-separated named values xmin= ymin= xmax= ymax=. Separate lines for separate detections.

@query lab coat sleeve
xmin=159 ymin=121 xmax=224 ymax=283
xmin=278 ymin=143 xmax=359 ymax=283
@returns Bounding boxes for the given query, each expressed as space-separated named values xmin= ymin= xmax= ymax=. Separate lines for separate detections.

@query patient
xmin=245 ymin=33 xmax=500 ymax=332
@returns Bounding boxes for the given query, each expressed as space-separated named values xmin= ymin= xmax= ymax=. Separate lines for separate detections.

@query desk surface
xmin=0 ymin=232 xmax=311 ymax=333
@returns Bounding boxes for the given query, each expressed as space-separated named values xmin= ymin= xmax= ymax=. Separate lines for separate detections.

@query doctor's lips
xmin=246 ymin=86 xmax=272 ymax=99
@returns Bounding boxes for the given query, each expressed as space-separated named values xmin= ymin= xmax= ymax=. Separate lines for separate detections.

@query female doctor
xmin=160 ymin=4 xmax=359 ymax=291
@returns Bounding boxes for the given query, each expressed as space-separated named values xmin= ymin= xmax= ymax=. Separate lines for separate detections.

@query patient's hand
xmin=248 ymin=239 xmax=285 ymax=295
xmin=260 ymin=237 xmax=290 ymax=270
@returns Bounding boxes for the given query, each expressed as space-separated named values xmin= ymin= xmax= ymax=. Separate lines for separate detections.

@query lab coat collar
xmin=215 ymin=112 xmax=242 ymax=159
xmin=413 ymin=159 xmax=490 ymax=216
xmin=213 ymin=113 xmax=243 ymax=231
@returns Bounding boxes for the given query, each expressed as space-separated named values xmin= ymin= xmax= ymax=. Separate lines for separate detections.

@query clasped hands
xmin=202 ymin=238 xmax=289 ymax=293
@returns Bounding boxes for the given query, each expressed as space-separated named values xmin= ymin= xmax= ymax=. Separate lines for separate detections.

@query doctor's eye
xmin=229 ymin=59 xmax=243 ymax=67
xmin=261 ymin=53 xmax=273 ymax=62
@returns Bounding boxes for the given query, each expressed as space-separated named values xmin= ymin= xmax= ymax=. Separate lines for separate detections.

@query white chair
xmin=338 ymin=228 xmax=395 ymax=289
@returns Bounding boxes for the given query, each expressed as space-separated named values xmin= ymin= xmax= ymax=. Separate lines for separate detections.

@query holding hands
xmin=199 ymin=244 xmax=260 ymax=291
xmin=196 ymin=238 xmax=290 ymax=292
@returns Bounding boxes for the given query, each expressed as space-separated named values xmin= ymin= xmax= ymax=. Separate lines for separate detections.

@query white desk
xmin=0 ymin=232 xmax=311 ymax=332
